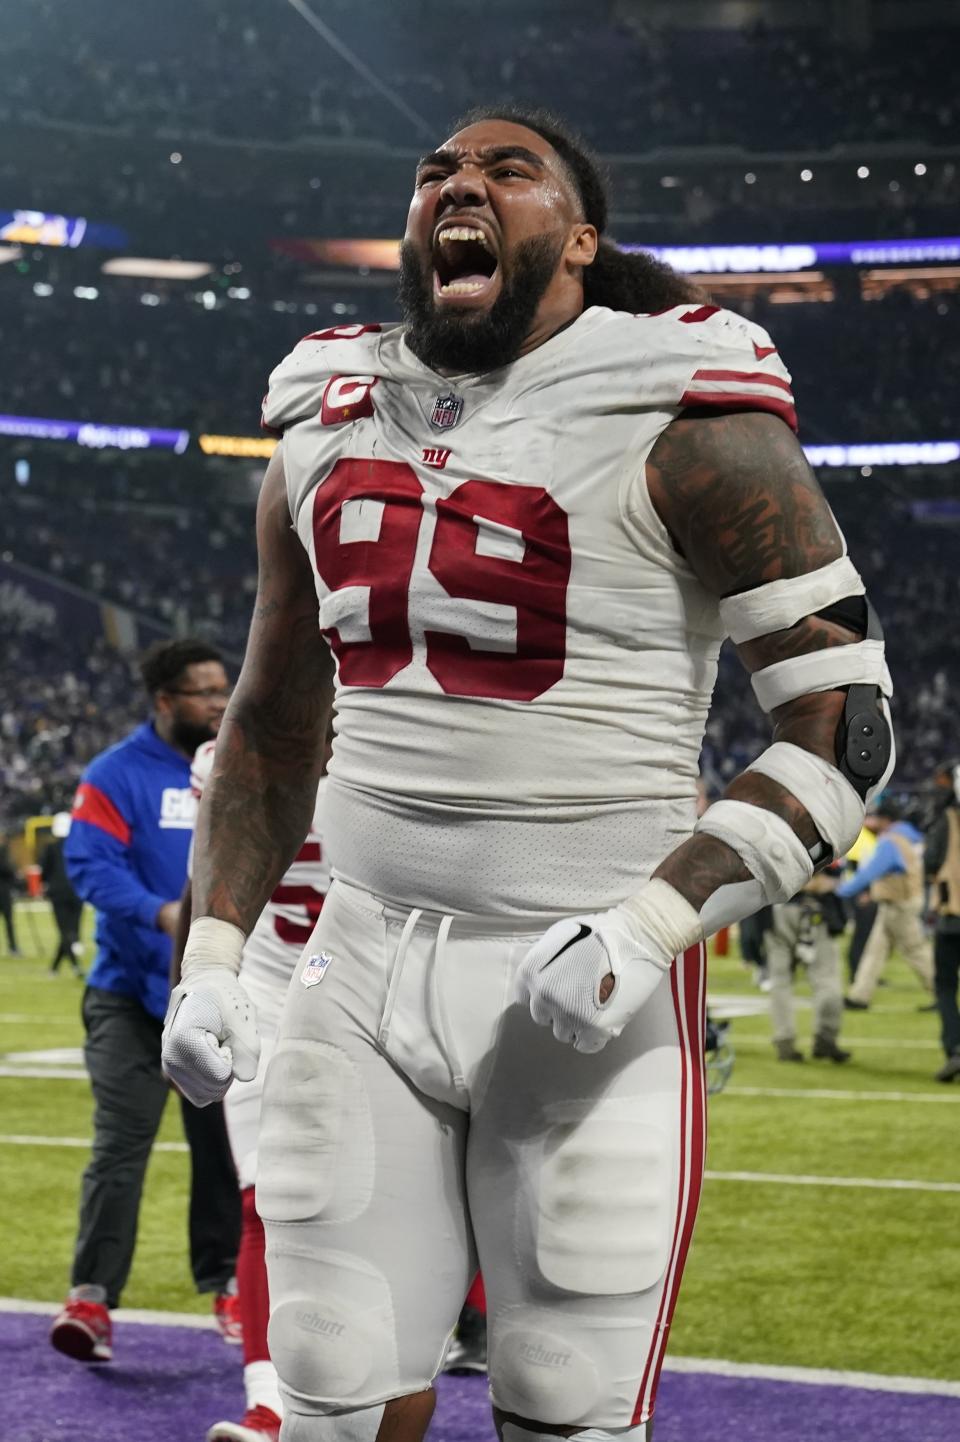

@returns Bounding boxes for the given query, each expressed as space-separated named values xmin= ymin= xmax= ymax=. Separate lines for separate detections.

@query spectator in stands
xmin=41 ymin=812 xmax=85 ymax=977
xmin=926 ymin=760 xmax=960 ymax=1083
xmin=0 ymin=834 xmax=21 ymax=957
xmin=766 ymin=868 xmax=851 ymax=1063
xmin=838 ymin=798 xmax=935 ymax=1010
xmin=49 ymin=638 xmax=242 ymax=1365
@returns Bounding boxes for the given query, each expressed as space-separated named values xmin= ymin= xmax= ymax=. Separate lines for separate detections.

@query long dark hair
xmin=452 ymin=104 xmax=705 ymax=313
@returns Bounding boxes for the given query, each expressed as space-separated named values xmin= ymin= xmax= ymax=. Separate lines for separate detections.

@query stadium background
xmin=1 ymin=2 xmax=958 ymax=1439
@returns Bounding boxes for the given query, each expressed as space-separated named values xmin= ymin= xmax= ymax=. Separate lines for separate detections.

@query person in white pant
xmin=162 ymin=107 xmax=895 ymax=1442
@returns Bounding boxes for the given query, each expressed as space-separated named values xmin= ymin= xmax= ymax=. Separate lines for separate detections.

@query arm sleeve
xmin=925 ymin=815 xmax=948 ymax=878
xmin=835 ymin=837 xmax=905 ymax=897
xmin=64 ymin=779 xmax=168 ymax=928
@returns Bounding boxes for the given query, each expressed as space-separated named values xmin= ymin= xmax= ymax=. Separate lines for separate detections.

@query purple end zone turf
xmin=4 ymin=1311 xmax=959 ymax=1442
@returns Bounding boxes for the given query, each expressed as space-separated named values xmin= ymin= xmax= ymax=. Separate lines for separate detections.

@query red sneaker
xmin=49 ymin=1298 xmax=113 ymax=1362
xmin=206 ymin=1406 xmax=281 ymax=1441
xmin=213 ymin=1287 xmax=243 ymax=1345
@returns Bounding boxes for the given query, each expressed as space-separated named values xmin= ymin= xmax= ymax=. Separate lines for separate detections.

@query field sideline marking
xmin=704 ymin=1169 xmax=960 ymax=1194
xmin=0 ymin=1133 xmax=187 ymax=1152
xmin=2 ymin=1134 xmax=957 ymax=1194
xmin=732 ymin=1035 xmax=940 ymax=1050
xmin=1 ymin=1295 xmax=958 ymax=1396
xmin=727 ymin=1085 xmax=960 ymax=1104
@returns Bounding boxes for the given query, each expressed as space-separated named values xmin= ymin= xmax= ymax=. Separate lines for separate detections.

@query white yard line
xmin=2 ymin=1295 xmax=958 ymax=1395
xmin=0 ymin=1015 xmax=77 ymax=1024
xmin=706 ymin=1169 xmax=960 ymax=1194
xmin=0 ymin=1066 xmax=88 ymax=1079
xmin=727 ymin=1084 xmax=960 ymax=1104
xmin=3 ymin=1134 xmax=956 ymax=1193
xmin=731 ymin=1035 xmax=941 ymax=1050
xmin=663 ymin=1354 xmax=960 ymax=1397
xmin=0 ymin=1133 xmax=187 ymax=1152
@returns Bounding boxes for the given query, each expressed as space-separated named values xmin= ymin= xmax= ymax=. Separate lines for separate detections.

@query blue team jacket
xmin=65 ymin=721 xmax=197 ymax=1020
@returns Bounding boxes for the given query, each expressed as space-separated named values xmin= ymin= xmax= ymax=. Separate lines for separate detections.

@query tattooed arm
xmin=520 ymin=408 xmax=886 ymax=1051
xmin=191 ymin=446 xmax=334 ymax=934
xmin=645 ymin=408 xmax=860 ymax=909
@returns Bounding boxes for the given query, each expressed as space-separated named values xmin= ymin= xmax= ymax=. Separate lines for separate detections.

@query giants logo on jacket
xmin=159 ymin=788 xmax=197 ymax=830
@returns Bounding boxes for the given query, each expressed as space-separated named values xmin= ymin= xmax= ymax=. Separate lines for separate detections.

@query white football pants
xmin=257 ymin=880 xmax=706 ymax=1432
xmin=224 ymin=964 xmax=286 ymax=1190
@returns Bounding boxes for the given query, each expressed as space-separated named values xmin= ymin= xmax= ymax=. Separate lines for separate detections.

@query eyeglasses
xmin=165 ymin=687 xmax=233 ymax=701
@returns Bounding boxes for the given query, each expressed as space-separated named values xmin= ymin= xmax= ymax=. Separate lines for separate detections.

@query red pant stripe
xmin=632 ymin=942 xmax=707 ymax=1424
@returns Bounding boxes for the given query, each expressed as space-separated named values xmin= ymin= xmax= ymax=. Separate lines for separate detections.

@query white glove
xmin=161 ymin=918 xmax=260 ymax=1107
xmin=516 ymin=880 xmax=703 ymax=1054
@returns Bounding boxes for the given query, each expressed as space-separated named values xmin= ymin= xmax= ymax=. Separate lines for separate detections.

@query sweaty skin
xmin=189 ymin=119 xmax=865 ymax=1442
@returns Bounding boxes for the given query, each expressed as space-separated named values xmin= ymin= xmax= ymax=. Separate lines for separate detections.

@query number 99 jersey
xmin=191 ymin=739 xmax=330 ymax=982
xmin=263 ymin=304 xmax=797 ymax=918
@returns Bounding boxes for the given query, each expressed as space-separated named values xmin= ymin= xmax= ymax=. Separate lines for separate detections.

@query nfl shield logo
xmin=430 ymin=393 xmax=464 ymax=430
xmin=300 ymin=951 xmax=333 ymax=988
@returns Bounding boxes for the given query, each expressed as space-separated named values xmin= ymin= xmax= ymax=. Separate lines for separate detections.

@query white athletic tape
xmin=751 ymin=639 xmax=892 ymax=713
xmin=719 ymin=556 xmax=863 ymax=644
xmin=695 ymin=799 xmax=813 ymax=903
xmin=181 ymin=915 xmax=246 ymax=980
xmin=617 ymin=878 xmax=704 ymax=959
xmin=746 ymin=742 xmax=864 ymax=857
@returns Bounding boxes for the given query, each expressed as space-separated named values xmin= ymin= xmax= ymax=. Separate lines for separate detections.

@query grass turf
xmin=1 ymin=902 xmax=955 ymax=1373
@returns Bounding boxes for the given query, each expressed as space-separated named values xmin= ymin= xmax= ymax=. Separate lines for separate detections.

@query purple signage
xmin=0 ymin=413 xmax=190 ymax=453
xmin=627 ymin=236 xmax=960 ymax=274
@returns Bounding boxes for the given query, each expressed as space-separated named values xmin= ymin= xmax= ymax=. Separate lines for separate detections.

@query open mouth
xmin=432 ymin=223 xmax=500 ymax=302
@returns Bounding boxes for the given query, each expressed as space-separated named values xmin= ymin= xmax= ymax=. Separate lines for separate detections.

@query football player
xmin=163 ymin=107 xmax=894 ymax=1442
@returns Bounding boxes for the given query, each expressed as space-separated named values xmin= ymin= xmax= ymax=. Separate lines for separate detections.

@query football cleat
xmin=206 ymin=1405 xmax=281 ymax=1441
xmin=213 ymin=1286 xmax=243 ymax=1344
xmin=49 ymin=1298 xmax=113 ymax=1362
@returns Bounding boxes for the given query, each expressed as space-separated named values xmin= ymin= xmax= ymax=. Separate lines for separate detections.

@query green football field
xmin=1 ymin=901 xmax=955 ymax=1380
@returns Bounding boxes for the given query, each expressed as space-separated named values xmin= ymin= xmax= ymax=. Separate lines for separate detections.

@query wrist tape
xmin=616 ymin=878 xmax=705 ymax=963
xmin=181 ymin=916 xmax=246 ymax=981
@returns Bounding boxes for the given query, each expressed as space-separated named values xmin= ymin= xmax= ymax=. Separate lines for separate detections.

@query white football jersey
xmin=191 ymin=740 xmax=330 ymax=980
xmin=263 ymin=304 xmax=798 ymax=917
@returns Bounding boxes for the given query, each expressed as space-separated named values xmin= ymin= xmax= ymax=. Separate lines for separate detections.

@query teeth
xmin=438 ymin=279 xmax=488 ymax=295
xmin=437 ymin=226 xmax=492 ymax=250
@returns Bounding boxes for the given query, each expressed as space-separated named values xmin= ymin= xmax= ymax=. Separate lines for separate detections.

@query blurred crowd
xmin=2 ymin=282 xmax=958 ymax=446
xmin=1 ymin=0 xmax=955 ymax=152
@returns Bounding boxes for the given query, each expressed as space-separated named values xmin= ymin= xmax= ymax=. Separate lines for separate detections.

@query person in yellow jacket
xmin=840 ymin=798 xmax=933 ymax=1009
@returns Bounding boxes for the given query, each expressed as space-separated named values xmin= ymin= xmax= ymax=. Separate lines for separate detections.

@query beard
xmin=170 ymin=716 xmax=219 ymax=755
xmin=398 ymin=231 xmax=567 ymax=374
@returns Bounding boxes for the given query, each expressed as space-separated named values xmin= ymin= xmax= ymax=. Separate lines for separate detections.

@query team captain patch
xmin=300 ymin=951 xmax=333 ymax=988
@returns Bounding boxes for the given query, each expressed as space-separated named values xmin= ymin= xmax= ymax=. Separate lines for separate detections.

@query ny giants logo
xmin=421 ymin=446 xmax=451 ymax=469
xmin=320 ymin=375 xmax=377 ymax=427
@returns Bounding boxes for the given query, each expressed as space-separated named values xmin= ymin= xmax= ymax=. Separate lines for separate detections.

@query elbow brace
xmin=694 ymin=566 xmax=896 ymax=935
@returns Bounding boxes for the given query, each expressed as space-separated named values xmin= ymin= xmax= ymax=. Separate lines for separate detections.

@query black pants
xmin=739 ymin=908 xmax=772 ymax=970
xmin=72 ymin=986 xmax=241 ymax=1308
xmin=0 ymin=890 xmax=18 ymax=952
xmin=50 ymin=896 xmax=84 ymax=970
xmin=847 ymin=899 xmax=878 ymax=982
xmin=934 ymin=931 xmax=960 ymax=1060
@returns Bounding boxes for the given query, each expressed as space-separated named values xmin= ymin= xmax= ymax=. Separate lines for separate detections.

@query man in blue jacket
xmin=838 ymin=798 xmax=934 ymax=1010
xmin=50 ymin=637 xmax=240 ymax=1364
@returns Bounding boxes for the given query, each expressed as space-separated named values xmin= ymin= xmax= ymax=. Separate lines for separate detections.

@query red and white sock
xmin=238 ymin=1186 xmax=282 ymax=1417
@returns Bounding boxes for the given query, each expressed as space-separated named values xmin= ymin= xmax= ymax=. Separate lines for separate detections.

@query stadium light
xmin=744 ymin=172 xmax=757 ymax=185
xmin=800 ymin=169 xmax=813 ymax=182
xmin=32 ymin=282 xmax=53 ymax=297
xmin=914 ymin=162 xmax=927 ymax=176
xmin=170 ymin=152 xmax=183 ymax=164
xmin=857 ymin=166 xmax=870 ymax=179
xmin=102 ymin=258 xmax=212 ymax=280
xmin=73 ymin=286 xmax=98 ymax=300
